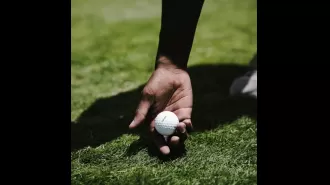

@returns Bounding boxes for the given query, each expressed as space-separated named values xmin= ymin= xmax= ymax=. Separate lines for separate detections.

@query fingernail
xmin=160 ymin=146 xmax=170 ymax=155
xmin=170 ymin=136 xmax=180 ymax=145
xmin=181 ymin=128 xmax=186 ymax=133
xmin=129 ymin=120 xmax=135 ymax=128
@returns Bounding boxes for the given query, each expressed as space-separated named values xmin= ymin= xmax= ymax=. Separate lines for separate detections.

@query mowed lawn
xmin=71 ymin=0 xmax=257 ymax=184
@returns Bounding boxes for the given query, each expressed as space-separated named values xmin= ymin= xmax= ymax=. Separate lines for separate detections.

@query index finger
xmin=129 ymin=95 xmax=154 ymax=129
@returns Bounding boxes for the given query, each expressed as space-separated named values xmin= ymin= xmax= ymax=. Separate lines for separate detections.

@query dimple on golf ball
xmin=155 ymin=111 xmax=179 ymax=136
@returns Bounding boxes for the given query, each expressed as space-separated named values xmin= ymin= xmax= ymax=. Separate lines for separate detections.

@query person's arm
xmin=155 ymin=0 xmax=205 ymax=70
xmin=129 ymin=0 xmax=203 ymax=155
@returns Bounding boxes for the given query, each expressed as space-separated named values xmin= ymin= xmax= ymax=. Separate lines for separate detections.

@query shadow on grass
xmin=71 ymin=63 xmax=257 ymax=160
xmin=125 ymin=136 xmax=188 ymax=161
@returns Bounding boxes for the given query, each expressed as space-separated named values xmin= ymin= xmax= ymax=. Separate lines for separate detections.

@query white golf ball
xmin=155 ymin=111 xmax=179 ymax=136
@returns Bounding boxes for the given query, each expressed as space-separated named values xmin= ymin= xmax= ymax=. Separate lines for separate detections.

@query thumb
xmin=129 ymin=94 xmax=154 ymax=129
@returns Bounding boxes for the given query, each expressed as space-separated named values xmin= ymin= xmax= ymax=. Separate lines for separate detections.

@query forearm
xmin=155 ymin=0 xmax=204 ymax=70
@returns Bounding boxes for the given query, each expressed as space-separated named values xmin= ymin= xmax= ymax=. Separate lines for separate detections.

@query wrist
xmin=156 ymin=55 xmax=188 ymax=71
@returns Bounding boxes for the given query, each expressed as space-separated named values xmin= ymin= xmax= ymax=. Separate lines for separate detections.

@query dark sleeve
xmin=155 ymin=0 xmax=205 ymax=69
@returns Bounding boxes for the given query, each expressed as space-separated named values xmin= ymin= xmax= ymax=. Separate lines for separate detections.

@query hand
xmin=129 ymin=65 xmax=193 ymax=155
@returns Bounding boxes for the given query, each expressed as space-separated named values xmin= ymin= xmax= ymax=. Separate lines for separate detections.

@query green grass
xmin=71 ymin=0 xmax=257 ymax=184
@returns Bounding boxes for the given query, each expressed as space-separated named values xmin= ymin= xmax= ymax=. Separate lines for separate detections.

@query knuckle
xmin=185 ymin=120 xmax=192 ymax=126
xmin=142 ymin=87 xmax=154 ymax=97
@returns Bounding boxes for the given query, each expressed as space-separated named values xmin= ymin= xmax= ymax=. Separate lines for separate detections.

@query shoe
xmin=229 ymin=70 xmax=257 ymax=99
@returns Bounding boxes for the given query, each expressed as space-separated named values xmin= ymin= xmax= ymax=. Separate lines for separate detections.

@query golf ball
xmin=155 ymin=111 xmax=179 ymax=136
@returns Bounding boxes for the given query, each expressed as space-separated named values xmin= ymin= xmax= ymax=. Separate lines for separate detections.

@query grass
xmin=71 ymin=0 xmax=257 ymax=184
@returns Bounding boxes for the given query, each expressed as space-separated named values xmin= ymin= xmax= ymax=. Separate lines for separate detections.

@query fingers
xmin=181 ymin=119 xmax=193 ymax=132
xmin=129 ymin=93 xmax=154 ymax=129
xmin=172 ymin=108 xmax=193 ymax=131
xmin=169 ymin=136 xmax=180 ymax=145
xmin=176 ymin=122 xmax=187 ymax=134
xmin=151 ymin=118 xmax=192 ymax=155
xmin=152 ymin=129 xmax=170 ymax=155
xmin=129 ymin=99 xmax=150 ymax=129
xmin=150 ymin=119 xmax=170 ymax=155
xmin=169 ymin=120 xmax=191 ymax=146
